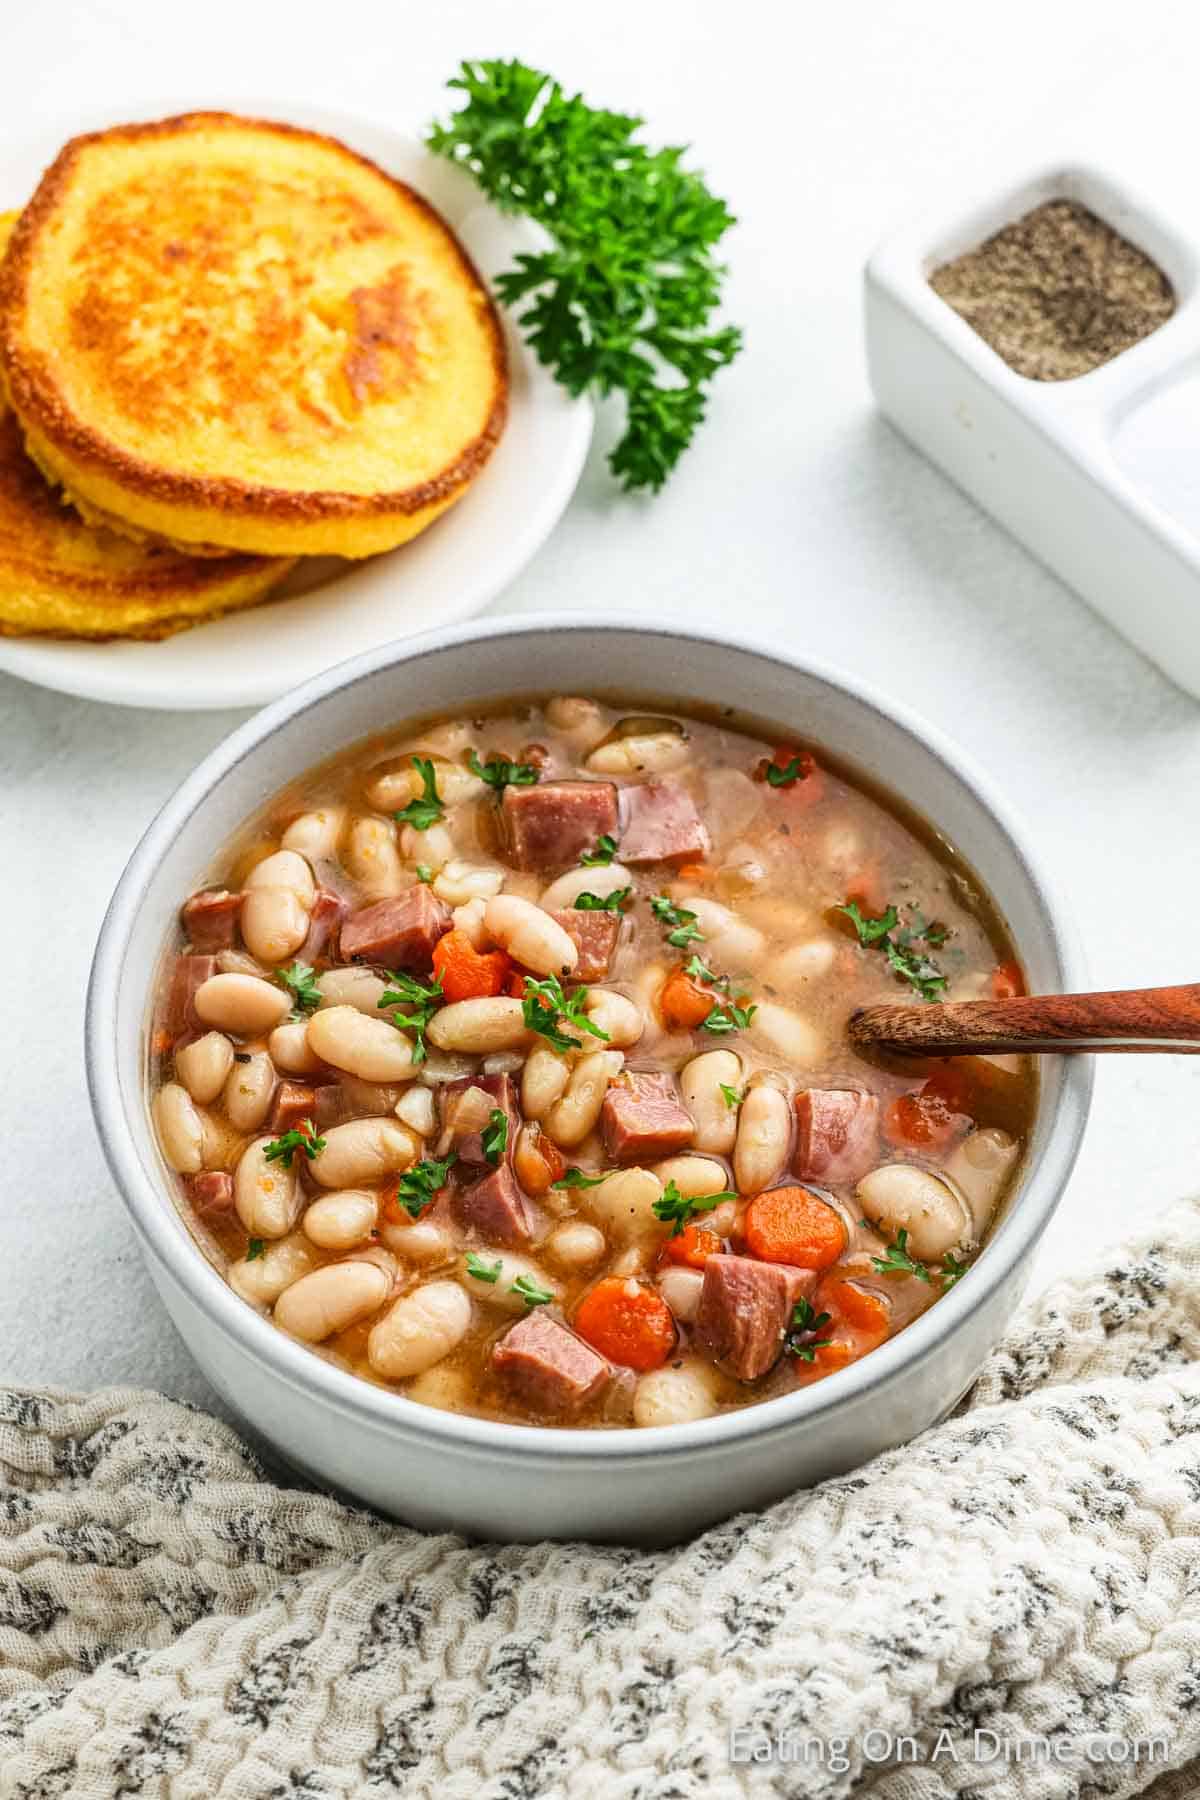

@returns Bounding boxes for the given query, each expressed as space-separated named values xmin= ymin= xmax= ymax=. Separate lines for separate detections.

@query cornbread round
xmin=0 ymin=215 xmax=294 ymax=639
xmin=0 ymin=113 xmax=509 ymax=558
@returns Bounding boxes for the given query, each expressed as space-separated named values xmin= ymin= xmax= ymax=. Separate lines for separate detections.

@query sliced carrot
xmin=513 ymin=1125 xmax=565 ymax=1195
xmin=658 ymin=963 xmax=716 ymax=1031
xmin=791 ymin=1281 xmax=890 ymax=1387
xmin=991 ymin=960 xmax=1025 ymax=1000
xmin=817 ymin=1276 xmax=890 ymax=1338
xmin=675 ymin=861 xmax=709 ymax=883
xmin=574 ymin=1278 xmax=676 ymax=1371
xmin=756 ymin=745 xmax=824 ymax=809
xmin=744 ymin=1185 xmax=847 ymax=1269
xmin=658 ymin=1223 xmax=723 ymax=1269
xmin=843 ymin=862 xmax=888 ymax=920
xmin=431 ymin=930 xmax=512 ymax=1004
xmin=883 ymin=1088 xmax=967 ymax=1151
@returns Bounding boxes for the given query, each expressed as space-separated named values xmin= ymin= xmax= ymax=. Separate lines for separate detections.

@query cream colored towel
xmin=4 ymin=1198 xmax=1200 ymax=1799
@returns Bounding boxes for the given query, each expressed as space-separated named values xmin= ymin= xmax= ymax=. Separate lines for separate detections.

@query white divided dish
xmin=866 ymin=162 xmax=1200 ymax=698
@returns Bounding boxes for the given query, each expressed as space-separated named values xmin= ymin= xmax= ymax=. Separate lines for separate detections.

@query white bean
xmin=400 ymin=820 xmax=456 ymax=873
xmin=681 ymin=1049 xmax=741 ymax=1154
xmin=545 ymin=1221 xmax=607 ymax=1271
xmin=307 ymin=1006 xmax=416 ymax=1082
xmin=543 ymin=1050 xmax=624 ymax=1148
xmin=857 ymin=1163 xmax=971 ymax=1261
xmin=482 ymin=1051 xmax=525 ymax=1076
xmin=427 ymin=997 xmax=530 ymax=1054
xmin=773 ymin=938 xmax=838 ymax=993
xmin=539 ymin=862 xmax=634 ymax=911
xmin=484 ymin=895 xmax=578 ymax=977
xmin=459 ymin=1251 xmax=558 ymax=1313
xmin=941 ymin=1129 xmax=1018 ymax=1238
xmin=155 ymin=1083 xmax=204 ymax=1173
xmin=269 ymin=1019 xmax=326 ymax=1075
xmin=633 ymin=1360 xmax=719 ymax=1427
xmin=658 ymin=1267 xmax=704 ymax=1324
xmin=344 ymin=815 xmax=404 ymax=897
xmin=370 ymin=758 xmax=483 ymax=812
xmin=274 ymin=1261 xmax=390 ymax=1343
xmin=433 ymin=859 xmax=505 ymax=906
xmin=395 ymin=1085 xmax=436 ymax=1136
xmin=583 ymin=990 xmax=643 ymax=1049
xmin=234 ymin=1137 xmax=301 ymax=1238
xmin=380 ymin=1217 xmax=458 ymax=1265
xmin=586 ymin=733 xmax=689 ymax=775
xmin=222 ymin=1051 xmax=276 ymax=1132
xmin=451 ymin=897 xmax=488 ymax=949
xmin=240 ymin=850 xmax=315 ymax=964
xmin=404 ymin=1364 xmax=471 ymax=1411
xmin=544 ymin=695 xmax=608 ymax=750
xmin=174 ymin=1032 xmax=234 ymax=1106
xmin=652 ymin=1154 xmax=732 ymax=1199
xmin=281 ymin=806 xmax=346 ymax=860
xmin=585 ymin=1167 xmax=664 ymax=1246
xmin=676 ymin=897 xmax=765 ymax=972
xmin=734 ymin=1083 xmax=792 ymax=1195
xmin=229 ymin=1233 xmax=317 ymax=1307
xmin=194 ymin=972 xmax=290 ymax=1035
xmin=748 ymin=1001 xmax=823 ymax=1065
xmin=302 ymin=1189 xmax=379 ymax=1250
xmin=521 ymin=1041 xmax=571 ymax=1120
xmin=316 ymin=968 xmax=389 ymax=1015
xmin=309 ymin=1118 xmax=417 ymax=1189
xmin=368 ymin=1280 xmax=472 ymax=1379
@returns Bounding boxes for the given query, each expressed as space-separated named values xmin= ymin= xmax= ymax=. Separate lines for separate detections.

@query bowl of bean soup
xmin=87 ymin=617 xmax=1091 ymax=1541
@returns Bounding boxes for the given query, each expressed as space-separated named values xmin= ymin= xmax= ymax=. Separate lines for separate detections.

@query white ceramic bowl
xmin=86 ymin=616 xmax=1092 ymax=1544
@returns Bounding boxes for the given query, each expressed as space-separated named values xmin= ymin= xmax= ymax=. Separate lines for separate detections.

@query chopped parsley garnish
xmin=765 ymin=752 xmax=811 ymax=788
xmin=941 ymin=1250 xmax=971 ymax=1290
xmin=395 ymin=1152 xmax=457 ymax=1219
xmin=580 ymin=834 xmax=618 ymax=866
xmin=246 ymin=1238 xmax=266 ymax=1262
xmin=465 ymin=1251 xmax=503 ymax=1283
xmin=719 ymin=1082 xmax=744 ymax=1109
xmin=378 ymin=970 xmax=444 ymax=1064
xmin=482 ymin=1107 xmax=509 ymax=1166
xmin=683 ymin=954 xmax=724 ymax=987
xmin=262 ymin=1121 xmax=325 ymax=1167
xmin=785 ymin=1296 xmax=834 ymax=1361
xmin=511 ymin=1273 xmax=555 ymax=1308
xmin=650 ymin=893 xmax=703 ymax=949
xmin=651 ymin=1178 xmax=736 ymax=1237
xmin=838 ymin=899 xmax=948 ymax=1003
xmin=393 ymin=756 xmax=445 ymax=831
xmin=871 ymin=1227 xmax=932 ymax=1283
xmin=551 ymin=1167 xmax=607 ymax=1191
xmin=699 ymin=998 xmax=757 ymax=1035
xmin=468 ymin=749 xmax=540 ymax=792
xmin=521 ymin=973 xmax=610 ymax=1053
xmin=574 ymin=888 xmax=631 ymax=912
xmin=277 ymin=960 xmax=322 ymax=1015
xmin=415 ymin=864 xmax=433 ymax=885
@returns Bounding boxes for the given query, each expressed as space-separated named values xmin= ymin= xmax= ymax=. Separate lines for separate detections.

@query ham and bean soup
xmin=150 ymin=697 xmax=1036 ymax=1428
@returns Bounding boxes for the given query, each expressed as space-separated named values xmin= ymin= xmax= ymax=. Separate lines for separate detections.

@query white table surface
xmin=4 ymin=0 xmax=1200 ymax=1416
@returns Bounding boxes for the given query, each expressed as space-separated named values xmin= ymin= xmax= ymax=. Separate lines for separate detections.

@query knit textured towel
xmin=4 ymin=1201 xmax=1200 ymax=1800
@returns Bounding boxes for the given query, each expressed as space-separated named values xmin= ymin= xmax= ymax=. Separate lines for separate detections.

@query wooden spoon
xmin=849 ymin=983 xmax=1200 ymax=1057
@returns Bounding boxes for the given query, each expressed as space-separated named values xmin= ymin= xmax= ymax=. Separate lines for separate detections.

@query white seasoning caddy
xmin=865 ymin=163 xmax=1200 ymax=698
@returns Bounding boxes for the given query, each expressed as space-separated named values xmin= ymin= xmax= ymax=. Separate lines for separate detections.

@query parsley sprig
xmin=551 ymin=1167 xmax=607 ymax=1191
xmin=941 ymin=1250 xmax=971 ymax=1290
xmin=871 ymin=1227 xmax=932 ymax=1283
xmin=468 ymin=750 xmax=540 ymax=792
xmin=580 ymin=835 xmax=618 ymax=867
xmin=465 ymin=1251 xmax=502 ymax=1283
xmin=482 ymin=1108 xmax=509 ymax=1167
xmin=699 ymin=997 xmax=757 ymax=1036
xmin=277 ymin=960 xmax=322 ymax=1016
xmin=395 ymin=1153 xmax=457 ymax=1219
xmin=522 ymin=973 xmax=610 ymax=1053
xmin=263 ymin=1121 xmax=325 ymax=1167
xmin=785 ymin=1296 xmax=834 ymax=1362
xmin=428 ymin=59 xmax=742 ymax=492
xmin=651 ymin=894 xmax=703 ymax=949
xmin=394 ymin=757 xmax=445 ymax=831
xmin=652 ymin=1178 xmax=736 ymax=1238
xmin=719 ymin=1082 xmax=744 ymax=1110
xmin=838 ymin=899 xmax=948 ymax=1003
xmin=574 ymin=888 xmax=631 ymax=912
xmin=765 ymin=752 xmax=812 ymax=788
xmin=511 ymin=1272 xmax=555 ymax=1308
xmin=378 ymin=970 xmax=444 ymax=1064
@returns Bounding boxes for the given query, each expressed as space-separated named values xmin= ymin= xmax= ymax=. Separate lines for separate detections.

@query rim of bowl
xmin=86 ymin=613 xmax=1093 ymax=1464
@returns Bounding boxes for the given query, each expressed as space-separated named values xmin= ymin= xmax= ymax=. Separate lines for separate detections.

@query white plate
xmin=0 ymin=99 xmax=592 ymax=710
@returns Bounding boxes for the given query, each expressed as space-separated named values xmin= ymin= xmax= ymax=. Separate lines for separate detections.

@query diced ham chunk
xmin=186 ymin=1171 xmax=234 ymax=1217
xmin=618 ymin=781 xmax=710 ymax=866
xmin=493 ymin=1311 xmax=610 ymax=1415
xmin=602 ymin=1071 xmax=694 ymax=1163
xmin=550 ymin=909 xmax=621 ymax=980
xmin=299 ymin=887 xmax=346 ymax=963
xmin=454 ymin=1163 xmax=535 ymax=1247
xmin=162 ymin=954 xmax=217 ymax=1039
xmin=794 ymin=1089 xmax=880 ymax=1185
xmin=440 ymin=1073 xmax=519 ymax=1168
xmin=696 ymin=1254 xmax=817 ymax=1382
xmin=181 ymin=890 xmax=242 ymax=952
xmin=502 ymin=780 xmax=619 ymax=870
xmin=268 ymin=1081 xmax=322 ymax=1135
xmin=340 ymin=888 xmax=452 ymax=968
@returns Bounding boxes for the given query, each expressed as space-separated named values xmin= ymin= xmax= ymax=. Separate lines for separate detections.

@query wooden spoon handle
xmin=849 ymin=983 xmax=1200 ymax=1057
